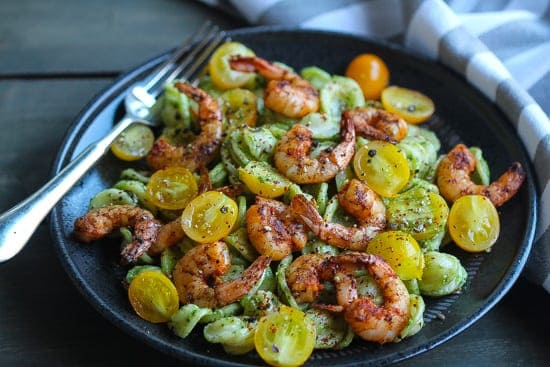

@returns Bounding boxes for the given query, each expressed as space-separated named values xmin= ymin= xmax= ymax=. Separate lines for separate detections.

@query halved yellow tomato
xmin=353 ymin=141 xmax=410 ymax=197
xmin=111 ymin=123 xmax=155 ymax=161
xmin=381 ymin=86 xmax=435 ymax=124
xmin=181 ymin=191 xmax=238 ymax=243
xmin=238 ymin=161 xmax=291 ymax=198
xmin=128 ymin=271 xmax=179 ymax=323
xmin=386 ymin=187 xmax=449 ymax=240
xmin=145 ymin=166 xmax=198 ymax=210
xmin=367 ymin=230 xmax=424 ymax=280
xmin=345 ymin=53 xmax=389 ymax=100
xmin=221 ymin=88 xmax=258 ymax=130
xmin=209 ymin=42 xmax=256 ymax=89
xmin=255 ymin=305 xmax=316 ymax=367
xmin=448 ymin=195 xmax=500 ymax=252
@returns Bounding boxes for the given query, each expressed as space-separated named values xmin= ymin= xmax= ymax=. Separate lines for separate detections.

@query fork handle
xmin=0 ymin=116 xmax=135 ymax=262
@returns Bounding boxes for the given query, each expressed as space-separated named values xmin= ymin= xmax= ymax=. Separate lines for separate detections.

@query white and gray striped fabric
xmin=200 ymin=0 xmax=550 ymax=292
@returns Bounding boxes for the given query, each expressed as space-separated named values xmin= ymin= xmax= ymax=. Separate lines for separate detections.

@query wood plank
xmin=0 ymin=0 xmax=245 ymax=75
xmin=0 ymin=79 xmax=112 ymax=210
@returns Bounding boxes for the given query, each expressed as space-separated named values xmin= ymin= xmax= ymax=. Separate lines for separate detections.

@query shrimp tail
xmin=198 ymin=167 xmax=213 ymax=194
xmin=337 ymin=113 xmax=357 ymax=166
xmin=343 ymin=107 xmax=408 ymax=143
xmin=482 ymin=162 xmax=526 ymax=207
xmin=289 ymin=195 xmax=324 ymax=235
xmin=119 ymin=218 xmax=161 ymax=264
xmin=229 ymin=55 xmax=291 ymax=80
xmin=148 ymin=219 xmax=185 ymax=256
xmin=354 ymin=122 xmax=397 ymax=143
xmin=228 ymin=56 xmax=259 ymax=73
xmin=215 ymin=255 xmax=272 ymax=306
xmin=216 ymin=183 xmax=245 ymax=199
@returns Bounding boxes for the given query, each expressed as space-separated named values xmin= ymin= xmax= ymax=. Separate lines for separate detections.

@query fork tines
xmin=145 ymin=22 xmax=227 ymax=95
xmin=166 ymin=27 xmax=228 ymax=86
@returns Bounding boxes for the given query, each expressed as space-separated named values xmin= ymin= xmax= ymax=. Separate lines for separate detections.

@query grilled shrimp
xmin=146 ymin=82 xmax=222 ymax=171
xmin=215 ymin=255 xmax=272 ymax=306
xmin=337 ymin=179 xmax=387 ymax=229
xmin=329 ymin=252 xmax=410 ymax=344
xmin=198 ymin=166 xmax=213 ymax=193
xmin=246 ymin=197 xmax=308 ymax=261
xmin=172 ymin=241 xmax=271 ymax=308
xmin=274 ymin=117 xmax=355 ymax=184
xmin=147 ymin=219 xmax=184 ymax=256
xmin=436 ymin=143 xmax=526 ymax=207
xmin=343 ymin=106 xmax=408 ymax=143
xmin=198 ymin=167 xmax=244 ymax=198
xmin=229 ymin=55 xmax=319 ymax=118
xmin=73 ymin=204 xmax=161 ymax=264
xmin=290 ymin=179 xmax=386 ymax=251
xmin=286 ymin=253 xmax=332 ymax=304
xmin=215 ymin=183 xmax=245 ymax=199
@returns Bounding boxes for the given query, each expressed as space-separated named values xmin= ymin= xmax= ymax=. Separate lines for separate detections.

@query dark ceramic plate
xmin=50 ymin=27 xmax=537 ymax=367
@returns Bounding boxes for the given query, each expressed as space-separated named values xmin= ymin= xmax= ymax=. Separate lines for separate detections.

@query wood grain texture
xmin=0 ymin=0 xmax=245 ymax=75
xmin=0 ymin=1 xmax=548 ymax=366
xmin=0 ymin=79 xmax=111 ymax=209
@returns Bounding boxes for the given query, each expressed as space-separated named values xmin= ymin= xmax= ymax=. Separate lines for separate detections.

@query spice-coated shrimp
xmin=436 ymin=143 xmax=525 ymax=207
xmin=290 ymin=179 xmax=386 ymax=250
xmin=246 ymin=197 xmax=308 ymax=261
xmin=343 ymin=106 xmax=408 ymax=143
xmin=73 ymin=204 xmax=161 ymax=264
xmin=172 ymin=241 xmax=271 ymax=308
xmin=146 ymin=83 xmax=222 ymax=171
xmin=328 ymin=252 xmax=410 ymax=344
xmin=274 ymin=117 xmax=355 ymax=184
xmin=229 ymin=55 xmax=319 ymax=118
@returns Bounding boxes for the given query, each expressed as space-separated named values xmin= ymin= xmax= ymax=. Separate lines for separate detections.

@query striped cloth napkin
xmin=200 ymin=0 xmax=550 ymax=291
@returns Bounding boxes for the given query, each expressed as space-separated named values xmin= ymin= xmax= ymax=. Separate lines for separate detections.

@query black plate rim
xmin=49 ymin=25 xmax=537 ymax=367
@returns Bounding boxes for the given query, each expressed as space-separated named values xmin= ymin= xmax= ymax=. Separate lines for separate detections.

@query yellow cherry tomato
xmin=145 ymin=167 xmax=198 ymax=210
xmin=367 ymin=231 xmax=424 ymax=280
xmin=353 ymin=141 xmax=410 ymax=197
xmin=181 ymin=191 xmax=238 ymax=243
xmin=209 ymin=42 xmax=256 ymax=90
xmin=111 ymin=123 xmax=155 ymax=161
xmin=255 ymin=305 xmax=316 ymax=367
xmin=386 ymin=187 xmax=450 ymax=240
xmin=345 ymin=53 xmax=389 ymax=100
xmin=381 ymin=86 xmax=435 ymax=124
xmin=221 ymin=88 xmax=258 ymax=130
xmin=128 ymin=271 xmax=179 ymax=323
xmin=448 ymin=195 xmax=500 ymax=252
xmin=238 ymin=161 xmax=291 ymax=199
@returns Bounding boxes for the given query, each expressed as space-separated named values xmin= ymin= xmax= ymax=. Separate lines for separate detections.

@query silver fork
xmin=0 ymin=23 xmax=227 ymax=262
